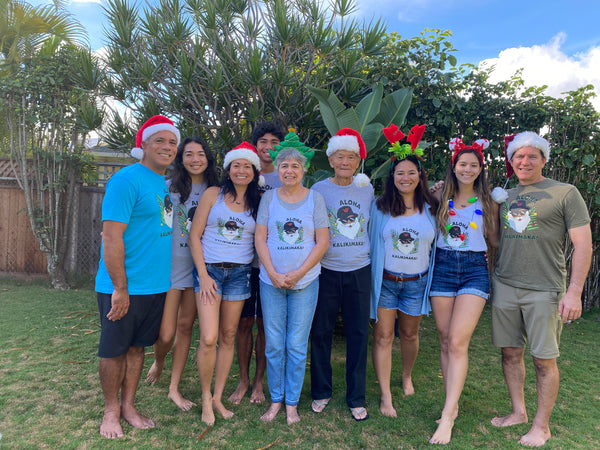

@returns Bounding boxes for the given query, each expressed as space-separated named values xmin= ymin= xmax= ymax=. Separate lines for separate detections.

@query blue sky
xmin=30 ymin=0 xmax=600 ymax=108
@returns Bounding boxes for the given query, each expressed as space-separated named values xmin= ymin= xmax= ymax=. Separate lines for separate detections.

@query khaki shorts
xmin=491 ymin=276 xmax=563 ymax=359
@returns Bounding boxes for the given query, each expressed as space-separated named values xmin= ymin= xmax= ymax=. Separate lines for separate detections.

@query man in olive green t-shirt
xmin=490 ymin=131 xmax=592 ymax=447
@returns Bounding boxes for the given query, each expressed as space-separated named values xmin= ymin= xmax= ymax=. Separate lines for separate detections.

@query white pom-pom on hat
xmin=353 ymin=173 xmax=370 ymax=188
xmin=491 ymin=187 xmax=509 ymax=204
xmin=131 ymin=147 xmax=144 ymax=160
xmin=258 ymin=174 xmax=265 ymax=187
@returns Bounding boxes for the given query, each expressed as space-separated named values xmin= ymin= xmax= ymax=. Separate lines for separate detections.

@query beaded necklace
xmin=446 ymin=197 xmax=483 ymax=241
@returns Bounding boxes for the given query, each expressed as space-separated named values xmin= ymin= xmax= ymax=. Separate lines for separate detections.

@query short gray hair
xmin=274 ymin=148 xmax=307 ymax=172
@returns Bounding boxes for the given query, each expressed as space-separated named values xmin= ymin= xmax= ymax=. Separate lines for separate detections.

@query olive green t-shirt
xmin=495 ymin=178 xmax=590 ymax=292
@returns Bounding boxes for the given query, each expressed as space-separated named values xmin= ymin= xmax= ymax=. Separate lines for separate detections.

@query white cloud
xmin=479 ymin=33 xmax=600 ymax=110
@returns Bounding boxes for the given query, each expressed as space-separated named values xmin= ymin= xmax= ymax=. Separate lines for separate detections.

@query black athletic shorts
xmin=97 ymin=292 xmax=166 ymax=358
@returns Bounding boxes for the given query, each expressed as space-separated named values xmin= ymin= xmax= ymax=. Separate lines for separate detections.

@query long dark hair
xmin=437 ymin=149 xmax=494 ymax=237
xmin=221 ymin=164 xmax=261 ymax=220
xmin=169 ymin=137 xmax=219 ymax=203
xmin=376 ymin=155 xmax=438 ymax=217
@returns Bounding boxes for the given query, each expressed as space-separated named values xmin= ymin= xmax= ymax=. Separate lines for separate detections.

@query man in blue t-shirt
xmin=95 ymin=115 xmax=179 ymax=439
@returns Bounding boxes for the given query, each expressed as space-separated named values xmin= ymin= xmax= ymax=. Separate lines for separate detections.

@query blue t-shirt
xmin=95 ymin=163 xmax=173 ymax=294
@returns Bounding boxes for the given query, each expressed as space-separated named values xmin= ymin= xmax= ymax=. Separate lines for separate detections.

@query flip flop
xmin=310 ymin=398 xmax=330 ymax=413
xmin=350 ymin=407 xmax=369 ymax=421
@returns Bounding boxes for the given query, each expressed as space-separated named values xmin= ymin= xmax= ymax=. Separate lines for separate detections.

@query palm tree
xmin=0 ymin=0 xmax=85 ymax=71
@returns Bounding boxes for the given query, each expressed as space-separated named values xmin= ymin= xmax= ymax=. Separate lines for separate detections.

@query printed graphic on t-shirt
xmin=218 ymin=217 xmax=244 ymax=241
xmin=503 ymin=197 xmax=539 ymax=235
xmin=277 ymin=220 xmax=304 ymax=245
xmin=177 ymin=205 xmax=197 ymax=237
xmin=157 ymin=193 xmax=174 ymax=228
xmin=443 ymin=223 xmax=469 ymax=248
xmin=327 ymin=205 xmax=365 ymax=240
xmin=392 ymin=230 xmax=419 ymax=255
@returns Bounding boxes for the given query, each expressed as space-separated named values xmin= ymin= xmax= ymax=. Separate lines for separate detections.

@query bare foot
xmin=121 ymin=405 xmax=155 ymax=429
xmin=213 ymin=399 xmax=234 ymax=420
xmin=99 ymin=409 xmax=123 ymax=439
xmin=429 ymin=416 xmax=454 ymax=445
xmin=228 ymin=379 xmax=249 ymax=404
xmin=250 ymin=381 xmax=265 ymax=404
xmin=286 ymin=405 xmax=300 ymax=425
xmin=491 ymin=412 xmax=528 ymax=427
xmin=519 ymin=425 xmax=551 ymax=447
xmin=146 ymin=360 xmax=164 ymax=384
xmin=260 ymin=402 xmax=282 ymax=422
xmin=168 ymin=389 xmax=196 ymax=411
xmin=201 ymin=397 xmax=215 ymax=426
xmin=402 ymin=375 xmax=415 ymax=396
xmin=379 ymin=398 xmax=397 ymax=418
xmin=436 ymin=407 xmax=458 ymax=424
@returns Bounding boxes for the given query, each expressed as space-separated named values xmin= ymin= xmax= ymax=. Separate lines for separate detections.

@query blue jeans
xmin=429 ymin=249 xmax=490 ymax=300
xmin=260 ymin=278 xmax=319 ymax=406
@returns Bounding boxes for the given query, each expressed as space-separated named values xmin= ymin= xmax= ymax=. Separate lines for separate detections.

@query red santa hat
xmin=131 ymin=115 xmax=180 ymax=159
xmin=506 ymin=131 xmax=550 ymax=161
xmin=223 ymin=141 xmax=265 ymax=187
xmin=326 ymin=128 xmax=370 ymax=188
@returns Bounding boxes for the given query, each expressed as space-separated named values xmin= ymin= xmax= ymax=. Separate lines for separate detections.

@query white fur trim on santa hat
xmin=326 ymin=135 xmax=360 ymax=156
xmin=506 ymin=131 xmax=550 ymax=161
xmin=223 ymin=148 xmax=261 ymax=171
xmin=141 ymin=123 xmax=180 ymax=146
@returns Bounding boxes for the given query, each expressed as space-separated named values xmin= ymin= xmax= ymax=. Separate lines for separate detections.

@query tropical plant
xmin=1 ymin=43 xmax=104 ymax=289
xmin=100 ymin=0 xmax=386 ymax=156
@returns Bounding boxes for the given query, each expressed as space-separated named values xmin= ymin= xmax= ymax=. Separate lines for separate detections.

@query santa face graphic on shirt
xmin=282 ymin=221 xmax=301 ymax=245
xmin=397 ymin=231 xmax=415 ymax=255
xmin=507 ymin=200 xmax=531 ymax=233
xmin=163 ymin=194 xmax=173 ymax=228
xmin=335 ymin=206 xmax=360 ymax=240
xmin=185 ymin=206 xmax=196 ymax=234
xmin=446 ymin=225 xmax=463 ymax=248
xmin=221 ymin=220 xmax=241 ymax=241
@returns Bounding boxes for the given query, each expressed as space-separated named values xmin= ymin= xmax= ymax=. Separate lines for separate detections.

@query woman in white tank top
xmin=189 ymin=142 xmax=262 ymax=426
xmin=429 ymin=138 xmax=500 ymax=444
xmin=145 ymin=136 xmax=218 ymax=410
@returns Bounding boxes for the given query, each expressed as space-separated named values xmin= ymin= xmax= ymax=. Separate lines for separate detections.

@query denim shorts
xmin=193 ymin=263 xmax=251 ymax=301
xmin=378 ymin=269 xmax=428 ymax=316
xmin=429 ymin=248 xmax=490 ymax=300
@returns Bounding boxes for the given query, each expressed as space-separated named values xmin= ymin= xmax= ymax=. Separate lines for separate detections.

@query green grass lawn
xmin=1 ymin=277 xmax=599 ymax=449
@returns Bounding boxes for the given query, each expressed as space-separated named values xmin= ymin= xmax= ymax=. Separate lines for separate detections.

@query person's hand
xmin=283 ymin=270 xmax=303 ymax=289
xmin=558 ymin=290 xmax=583 ymax=323
xmin=107 ymin=289 xmax=129 ymax=321
xmin=268 ymin=271 xmax=288 ymax=289
xmin=430 ymin=180 xmax=444 ymax=194
xmin=199 ymin=274 xmax=219 ymax=305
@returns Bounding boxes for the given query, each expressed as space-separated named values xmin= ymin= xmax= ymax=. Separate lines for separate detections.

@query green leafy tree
xmin=1 ymin=44 xmax=104 ymax=289
xmin=101 ymin=0 xmax=386 ymax=155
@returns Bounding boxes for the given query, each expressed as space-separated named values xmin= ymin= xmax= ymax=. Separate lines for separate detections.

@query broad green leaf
xmin=355 ymin=83 xmax=383 ymax=130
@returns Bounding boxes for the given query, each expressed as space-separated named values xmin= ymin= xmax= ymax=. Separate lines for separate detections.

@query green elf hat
xmin=269 ymin=130 xmax=315 ymax=168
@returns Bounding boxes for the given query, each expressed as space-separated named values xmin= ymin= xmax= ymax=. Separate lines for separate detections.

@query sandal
xmin=310 ymin=398 xmax=330 ymax=413
xmin=350 ymin=407 xmax=369 ymax=421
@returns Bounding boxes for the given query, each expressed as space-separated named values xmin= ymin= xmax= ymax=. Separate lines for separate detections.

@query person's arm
xmin=255 ymin=224 xmax=288 ymax=289
xmin=102 ymin=220 xmax=129 ymax=321
xmin=558 ymin=224 xmax=592 ymax=323
xmin=188 ymin=187 xmax=220 ymax=304
xmin=283 ymin=226 xmax=329 ymax=289
xmin=486 ymin=201 xmax=500 ymax=249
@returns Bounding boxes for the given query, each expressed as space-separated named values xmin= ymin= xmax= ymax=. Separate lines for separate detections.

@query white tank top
xmin=201 ymin=194 xmax=256 ymax=264
xmin=437 ymin=199 xmax=487 ymax=251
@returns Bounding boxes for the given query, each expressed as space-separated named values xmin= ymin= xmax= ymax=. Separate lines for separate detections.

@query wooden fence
xmin=0 ymin=159 xmax=129 ymax=276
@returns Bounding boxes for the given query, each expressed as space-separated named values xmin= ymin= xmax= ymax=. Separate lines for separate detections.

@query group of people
xmin=95 ymin=115 xmax=592 ymax=447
